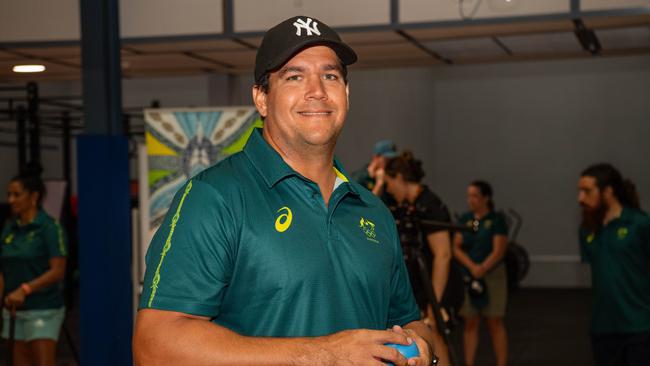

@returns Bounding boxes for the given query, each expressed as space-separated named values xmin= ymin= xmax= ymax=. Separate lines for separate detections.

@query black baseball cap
xmin=254 ymin=16 xmax=358 ymax=84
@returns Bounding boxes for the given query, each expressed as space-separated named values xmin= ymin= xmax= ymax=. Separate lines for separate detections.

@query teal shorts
xmin=1 ymin=307 xmax=65 ymax=341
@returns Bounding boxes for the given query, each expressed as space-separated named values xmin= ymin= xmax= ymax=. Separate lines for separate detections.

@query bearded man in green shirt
xmin=578 ymin=163 xmax=650 ymax=366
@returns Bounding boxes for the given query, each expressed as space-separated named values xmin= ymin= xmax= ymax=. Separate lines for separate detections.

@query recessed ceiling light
xmin=12 ymin=65 xmax=46 ymax=73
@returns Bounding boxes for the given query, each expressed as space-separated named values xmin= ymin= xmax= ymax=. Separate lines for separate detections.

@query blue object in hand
xmin=384 ymin=342 xmax=420 ymax=365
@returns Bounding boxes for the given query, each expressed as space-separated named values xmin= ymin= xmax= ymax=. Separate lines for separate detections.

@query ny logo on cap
xmin=293 ymin=17 xmax=320 ymax=36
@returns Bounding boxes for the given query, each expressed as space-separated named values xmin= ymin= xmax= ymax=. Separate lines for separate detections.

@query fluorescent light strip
xmin=12 ymin=65 xmax=46 ymax=73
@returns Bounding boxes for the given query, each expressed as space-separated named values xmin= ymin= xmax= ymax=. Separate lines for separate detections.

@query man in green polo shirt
xmin=578 ymin=163 xmax=650 ymax=366
xmin=134 ymin=16 xmax=436 ymax=366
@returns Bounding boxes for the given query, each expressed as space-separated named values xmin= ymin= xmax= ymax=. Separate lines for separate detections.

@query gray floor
xmin=1 ymin=288 xmax=594 ymax=366
xmin=447 ymin=288 xmax=594 ymax=366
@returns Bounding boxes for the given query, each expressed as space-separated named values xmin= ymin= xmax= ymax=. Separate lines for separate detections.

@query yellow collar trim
xmin=333 ymin=167 xmax=348 ymax=182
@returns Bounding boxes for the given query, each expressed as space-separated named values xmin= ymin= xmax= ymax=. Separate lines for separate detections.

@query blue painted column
xmin=77 ymin=137 xmax=132 ymax=365
xmin=79 ymin=0 xmax=132 ymax=364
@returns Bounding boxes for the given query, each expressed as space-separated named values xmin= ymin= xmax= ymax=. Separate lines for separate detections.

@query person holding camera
xmin=383 ymin=151 xmax=452 ymax=366
xmin=454 ymin=180 xmax=508 ymax=366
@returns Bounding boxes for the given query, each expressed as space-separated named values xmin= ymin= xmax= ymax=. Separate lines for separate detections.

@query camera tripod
xmin=402 ymin=244 xmax=460 ymax=366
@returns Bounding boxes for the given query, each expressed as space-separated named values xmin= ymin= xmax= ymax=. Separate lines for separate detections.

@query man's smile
xmin=298 ymin=110 xmax=332 ymax=117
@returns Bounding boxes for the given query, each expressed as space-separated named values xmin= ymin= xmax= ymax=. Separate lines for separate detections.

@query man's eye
xmin=324 ymin=73 xmax=339 ymax=80
xmin=286 ymin=75 xmax=301 ymax=81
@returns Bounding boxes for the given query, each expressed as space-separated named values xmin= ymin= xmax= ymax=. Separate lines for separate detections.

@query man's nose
xmin=305 ymin=76 xmax=327 ymax=100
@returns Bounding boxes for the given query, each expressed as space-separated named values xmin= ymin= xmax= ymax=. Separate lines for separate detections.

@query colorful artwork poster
xmin=144 ymin=107 xmax=262 ymax=233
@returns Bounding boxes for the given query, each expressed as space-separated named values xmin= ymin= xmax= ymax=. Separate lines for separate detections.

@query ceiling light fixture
xmin=12 ymin=65 xmax=46 ymax=73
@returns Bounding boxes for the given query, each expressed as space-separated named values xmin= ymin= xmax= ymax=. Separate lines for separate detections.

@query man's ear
xmin=345 ymin=84 xmax=350 ymax=111
xmin=252 ymin=86 xmax=268 ymax=118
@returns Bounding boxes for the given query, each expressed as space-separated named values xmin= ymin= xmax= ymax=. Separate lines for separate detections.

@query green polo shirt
xmin=0 ymin=209 xmax=67 ymax=310
xmin=458 ymin=211 xmax=508 ymax=264
xmin=579 ymin=207 xmax=650 ymax=334
xmin=140 ymin=128 xmax=420 ymax=337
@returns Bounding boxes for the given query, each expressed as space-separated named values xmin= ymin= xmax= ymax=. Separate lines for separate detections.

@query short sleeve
xmin=43 ymin=220 xmax=68 ymax=258
xmin=420 ymin=199 xmax=451 ymax=236
xmin=492 ymin=213 xmax=509 ymax=236
xmin=386 ymin=224 xmax=421 ymax=327
xmin=139 ymin=179 xmax=238 ymax=318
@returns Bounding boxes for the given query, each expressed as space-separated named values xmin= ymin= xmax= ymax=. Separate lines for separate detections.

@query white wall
xmin=400 ymin=0 xmax=570 ymax=23
xmin=120 ymin=0 xmax=224 ymax=38
xmin=0 ymin=138 xmax=63 ymax=183
xmin=335 ymin=54 xmax=650 ymax=287
xmin=234 ymin=0 xmax=390 ymax=32
xmin=0 ymin=0 xmax=80 ymax=42
xmin=582 ymin=0 xmax=650 ymax=11
xmin=122 ymin=75 xmax=211 ymax=108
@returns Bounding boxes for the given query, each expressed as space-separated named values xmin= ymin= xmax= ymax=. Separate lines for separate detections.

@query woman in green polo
xmin=1 ymin=174 xmax=67 ymax=366
xmin=454 ymin=180 xmax=509 ymax=366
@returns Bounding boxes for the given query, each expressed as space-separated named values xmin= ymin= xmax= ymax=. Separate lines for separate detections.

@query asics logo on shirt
xmin=275 ymin=207 xmax=293 ymax=233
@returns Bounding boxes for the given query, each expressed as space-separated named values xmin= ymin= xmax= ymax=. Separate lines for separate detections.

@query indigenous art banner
xmin=137 ymin=107 xmax=261 ymax=281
